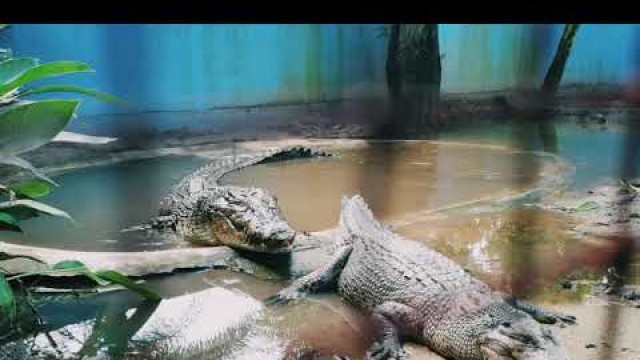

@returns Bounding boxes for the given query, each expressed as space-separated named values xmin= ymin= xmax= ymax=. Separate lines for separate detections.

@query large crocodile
xmin=1 ymin=146 xmax=335 ymax=278
xmin=270 ymin=195 xmax=577 ymax=360
xmin=140 ymin=146 xmax=334 ymax=253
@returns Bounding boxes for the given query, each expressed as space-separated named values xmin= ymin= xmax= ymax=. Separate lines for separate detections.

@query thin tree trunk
xmin=541 ymin=24 xmax=580 ymax=94
xmin=414 ymin=24 xmax=441 ymax=88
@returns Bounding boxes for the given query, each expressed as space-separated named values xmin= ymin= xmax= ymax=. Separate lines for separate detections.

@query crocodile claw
xmin=534 ymin=310 xmax=577 ymax=326
xmin=550 ymin=311 xmax=577 ymax=325
xmin=367 ymin=341 xmax=406 ymax=360
xmin=264 ymin=288 xmax=304 ymax=307
xmin=264 ymin=294 xmax=292 ymax=307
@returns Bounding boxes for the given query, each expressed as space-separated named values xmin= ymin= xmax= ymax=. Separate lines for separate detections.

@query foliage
xmin=4 ymin=261 xmax=161 ymax=302
xmin=0 ymin=43 xmax=159 ymax=329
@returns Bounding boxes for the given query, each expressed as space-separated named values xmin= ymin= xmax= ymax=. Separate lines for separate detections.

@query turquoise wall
xmin=439 ymin=24 xmax=637 ymax=92
xmin=2 ymin=24 xmax=637 ymax=118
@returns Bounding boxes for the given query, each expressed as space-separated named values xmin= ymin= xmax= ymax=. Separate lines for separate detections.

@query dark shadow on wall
xmin=101 ymin=25 xmax=153 ymax=139
xmin=101 ymin=25 xmax=171 ymax=252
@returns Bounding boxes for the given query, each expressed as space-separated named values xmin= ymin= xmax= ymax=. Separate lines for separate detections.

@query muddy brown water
xmin=220 ymin=142 xmax=547 ymax=231
xmin=1 ymin=140 xmax=638 ymax=359
xmin=0 ymin=141 xmax=547 ymax=251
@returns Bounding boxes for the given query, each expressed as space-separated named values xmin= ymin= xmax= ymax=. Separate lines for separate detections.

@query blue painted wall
xmin=439 ymin=24 xmax=637 ymax=92
xmin=2 ymin=24 xmax=638 ymax=118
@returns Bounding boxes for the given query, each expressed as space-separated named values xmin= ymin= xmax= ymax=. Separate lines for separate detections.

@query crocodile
xmin=140 ymin=146 xmax=334 ymax=253
xmin=270 ymin=195 xmax=577 ymax=360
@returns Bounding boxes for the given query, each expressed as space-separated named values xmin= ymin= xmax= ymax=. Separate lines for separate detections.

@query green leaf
xmin=575 ymin=201 xmax=599 ymax=213
xmin=52 ymin=260 xmax=87 ymax=271
xmin=1 ymin=205 xmax=39 ymax=221
xmin=0 ymin=199 xmax=73 ymax=223
xmin=0 ymin=156 xmax=57 ymax=186
xmin=20 ymin=85 xmax=128 ymax=108
xmin=0 ymin=274 xmax=16 ymax=324
xmin=0 ymin=61 xmax=94 ymax=97
xmin=0 ymin=212 xmax=21 ymax=232
xmin=0 ymin=252 xmax=45 ymax=264
xmin=52 ymin=260 xmax=108 ymax=285
xmin=0 ymin=212 xmax=19 ymax=226
xmin=0 ymin=58 xmax=39 ymax=85
xmin=0 ymin=100 xmax=80 ymax=156
xmin=94 ymin=270 xmax=162 ymax=301
xmin=10 ymin=180 xmax=52 ymax=199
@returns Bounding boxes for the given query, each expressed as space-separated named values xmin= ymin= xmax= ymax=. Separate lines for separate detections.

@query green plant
xmin=0 ymin=58 xmax=126 ymax=228
xmin=0 ymin=36 xmax=160 ymax=330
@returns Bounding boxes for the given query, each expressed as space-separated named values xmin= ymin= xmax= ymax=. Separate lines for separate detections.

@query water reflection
xmin=0 ymin=286 xmax=286 ymax=360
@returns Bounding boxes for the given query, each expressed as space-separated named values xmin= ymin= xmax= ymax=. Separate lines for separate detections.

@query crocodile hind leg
xmin=506 ymin=296 xmax=577 ymax=325
xmin=367 ymin=302 xmax=418 ymax=360
xmin=267 ymin=245 xmax=353 ymax=305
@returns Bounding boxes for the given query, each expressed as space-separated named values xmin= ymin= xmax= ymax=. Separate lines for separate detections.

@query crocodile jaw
xmin=196 ymin=187 xmax=297 ymax=253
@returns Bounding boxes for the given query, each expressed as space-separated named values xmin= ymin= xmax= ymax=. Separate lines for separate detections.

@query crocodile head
xmin=479 ymin=315 xmax=570 ymax=360
xmin=192 ymin=186 xmax=296 ymax=253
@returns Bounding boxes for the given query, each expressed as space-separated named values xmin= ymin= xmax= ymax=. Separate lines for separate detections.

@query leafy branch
xmin=0 ymin=44 xmax=159 ymax=331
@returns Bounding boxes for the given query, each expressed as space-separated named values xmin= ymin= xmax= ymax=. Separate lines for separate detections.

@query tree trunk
xmin=414 ymin=24 xmax=441 ymax=88
xmin=541 ymin=24 xmax=580 ymax=94
xmin=413 ymin=24 xmax=441 ymax=131
xmin=385 ymin=24 xmax=403 ymax=101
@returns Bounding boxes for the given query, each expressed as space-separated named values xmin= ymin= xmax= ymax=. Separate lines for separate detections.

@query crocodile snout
xmin=265 ymin=226 xmax=296 ymax=251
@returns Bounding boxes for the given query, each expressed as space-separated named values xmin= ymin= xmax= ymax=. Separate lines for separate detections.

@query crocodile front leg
xmin=267 ymin=245 xmax=353 ymax=305
xmin=506 ymin=296 xmax=576 ymax=325
xmin=367 ymin=302 xmax=418 ymax=360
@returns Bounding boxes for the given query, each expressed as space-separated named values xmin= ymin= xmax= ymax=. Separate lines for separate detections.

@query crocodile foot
xmin=507 ymin=297 xmax=577 ymax=326
xmin=367 ymin=340 xmax=406 ymax=360
xmin=264 ymin=288 xmax=306 ymax=307
xmin=534 ymin=309 xmax=577 ymax=326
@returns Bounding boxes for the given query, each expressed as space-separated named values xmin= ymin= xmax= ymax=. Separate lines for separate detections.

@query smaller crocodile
xmin=143 ymin=146 xmax=334 ymax=253
xmin=270 ymin=195 xmax=576 ymax=360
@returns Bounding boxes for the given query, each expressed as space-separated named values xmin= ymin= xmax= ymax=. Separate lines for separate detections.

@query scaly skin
xmin=271 ymin=195 xmax=577 ymax=360
xmin=145 ymin=146 xmax=334 ymax=253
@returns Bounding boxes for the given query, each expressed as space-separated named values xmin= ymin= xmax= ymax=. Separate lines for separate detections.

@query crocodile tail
xmin=120 ymin=215 xmax=175 ymax=233
xmin=170 ymin=146 xmax=334 ymax=197
xmin=168 ymin=153 xmax=270 ymax=200
xmin=338 ymin=194 xmax=387 ymax=244
xmin=163 ymin=146 xmax=336 ymax=212
xmin=256 ymin=146 xmax=335 ymax=164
